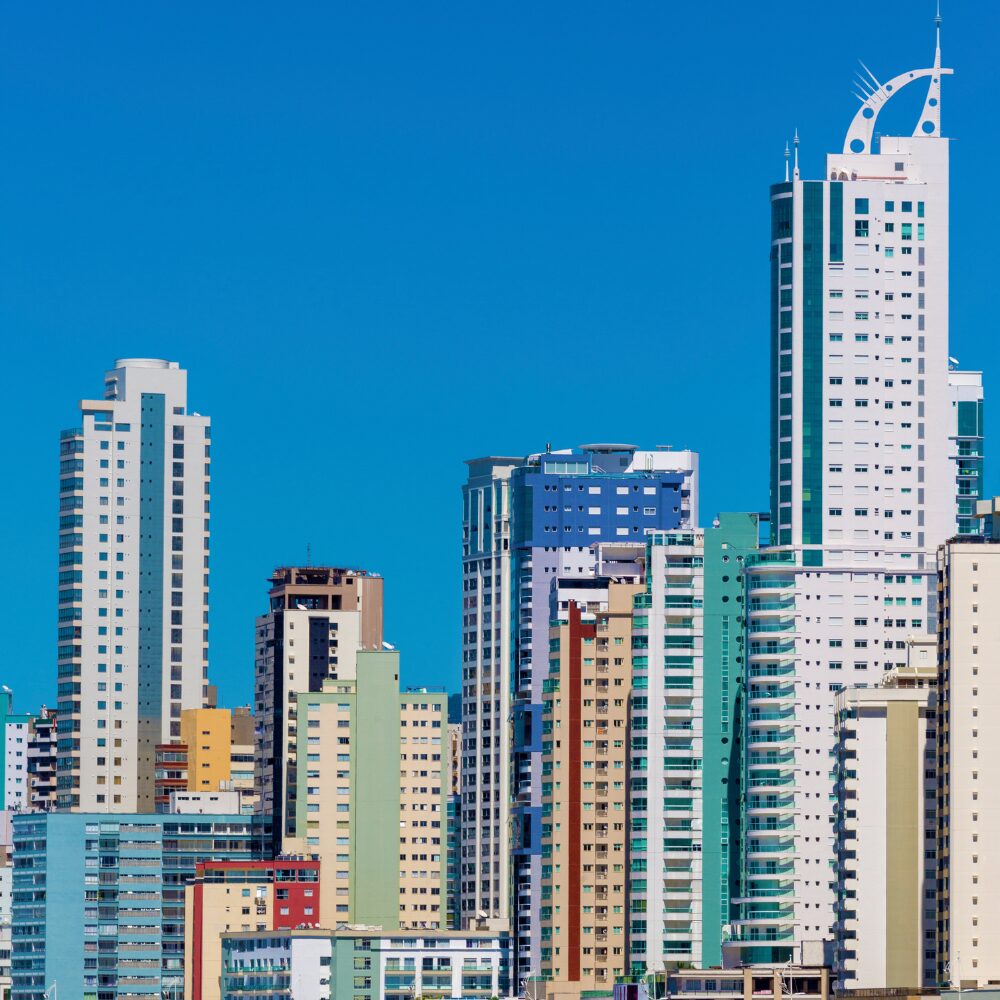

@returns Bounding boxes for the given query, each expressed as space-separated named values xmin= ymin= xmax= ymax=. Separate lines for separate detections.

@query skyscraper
xmin=56 ymin=359 xmax=211 ymax=812
xmin=460 ymin=457 xmax=519 ymax=931
xmin=502 ymin=445 xmax=698 ymax=977
xmin=936 ymin=499 xmax=1000 ymax=987
xmin=629 ymin=514 xmax=762 ymax=976
xmin=739 ymin=19 xmax=976 ymax=959
xmin=540 ymin=569 xmax=643 ymax=994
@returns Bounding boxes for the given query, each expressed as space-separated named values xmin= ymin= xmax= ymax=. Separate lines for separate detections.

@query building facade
xmin=282 ymin=652 xmax=448 ymax=930
xmin=833 ymin=661 xmax=937 ymax=989
xmin=0 ymin=693 xmax=34 ymax=817
xmin=629 ymin=514 xmax=762 ymax=976
xmin=25 ymin=710 xmax=56 ymax=814
xmin=184 ymin=858 xmax=320 ymax=1000
xmin=254 ymin=566 xmax=383 ymax=852
xmin=460 ymin=456 xmax=519 ymax=932
xmin=154 ymin=708 xmax=256 ymax=814
xmin=220 ymin=927 xmax=508 ymax=1000
xmin=10 ymin=811 xmax=271 ymax=1000
xmin=740 ymin=25 xmax=972 ymax=959
xmin=505 ymin=444 xmax=698 ymax=977
xmin=540 ymin=575 xmax=641 ymax=995
xmin=57 ymin=359 xmax=212 ymax=812
xmin=936 ymin=500 xmax=1000 ymax=987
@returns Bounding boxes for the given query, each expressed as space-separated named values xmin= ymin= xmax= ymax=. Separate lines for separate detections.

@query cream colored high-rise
xmin=540 ymin=576 xmax=640 ymax=998
xmin=833 ymin=655 xmax=937 ymax=989
xmin=57 ymin=359 xmax=211 ymax=812
xmin=937 ymin=499 xmax=1000 ymax=987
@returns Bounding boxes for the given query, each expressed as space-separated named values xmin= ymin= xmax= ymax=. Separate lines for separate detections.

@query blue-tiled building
xmin=11 ymin=811 xmax=271 ymax=1000
xmin=505 ymin=445 xmax=698 ymax=977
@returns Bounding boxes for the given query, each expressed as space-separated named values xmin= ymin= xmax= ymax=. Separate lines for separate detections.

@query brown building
xmin=540 ymin=575 xmax=642 ymax=998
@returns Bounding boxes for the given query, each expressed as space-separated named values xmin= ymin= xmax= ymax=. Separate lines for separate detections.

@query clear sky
xmin=1 ymin=1 xmax=996 ymax=711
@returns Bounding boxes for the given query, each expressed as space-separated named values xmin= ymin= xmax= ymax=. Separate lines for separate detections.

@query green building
xmin=628 ymin=513 xmax=762 ymax=974
xmin=287 ymin=651 xmax=449 ymax=930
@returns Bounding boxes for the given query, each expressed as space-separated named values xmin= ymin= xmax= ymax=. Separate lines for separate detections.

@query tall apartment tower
xmin=57 ymin=359 xmax=211 ymax=812
xmin=507 ymin=445 xmax=698 ymax=977
xmin=628 ymin=514 xmax=762 ymax=977
xmin=539 ymin=569 xmax=643 ymax=995
xmin=936 ymin=499 xmax=1000 ymax=988
xmin=736 ymin=20 xmax=979 ymax=960
xmin=833 ymin=655 xmax=937 ymax=989
xmin=460 ymin=457 xmax=519 ymax=930
xmin=253 ymin=566 xmax=383 ymax=850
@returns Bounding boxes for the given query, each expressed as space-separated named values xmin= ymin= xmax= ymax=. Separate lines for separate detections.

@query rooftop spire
xmin=793 ymin=129 xmax=800 ymax=180
xmin=841 ymin=4 xmax=953 ymax=155
xmin=784 ymin=140 xmax=790 ymax=182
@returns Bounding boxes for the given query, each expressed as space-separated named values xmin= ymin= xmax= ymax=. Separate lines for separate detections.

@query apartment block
xmin=630 ymin=514 xmax=761 ymax=975
xmin=154 ymin=707 xmax=258 ymax=813
xmin=184 ymin=858 xmax=320 ymax=1000
xmin=833 ymin=659 xmax=937 ymax=989
xmin=26 ymin=709 xmax=56 ymax=814
xmin=504 ymin=444 xmax=698 ymax=977
xmin=0 ymin=692 xmax=34 ymax=816
xmin=10 ymin=811 xmax=271 ymax=1000
xmin=936 ymin=499 xmax=1000 ymax=987
xmin=282 ymin=652 xmax=448 ymax=930
xmin=220 ymin=927 xmax=509 ymax=1000
xmin=254 ymin=566 xmax=383 ymax=851
xmin=742 ymin=22 xmax=973 ymax=957
xmin=460 ymin=457 xmax=519 ymax=930
xmin=540 ymin=573 xmax=641 ymax=996
xmin=56 ymin=359 xmax=211 ymax=812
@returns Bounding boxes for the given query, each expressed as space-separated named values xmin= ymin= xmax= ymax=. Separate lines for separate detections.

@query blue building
xmin=506 ymin=445 xmax=698 ymax=977
xmin=11 ymin=811 xmax=271 ymax=1000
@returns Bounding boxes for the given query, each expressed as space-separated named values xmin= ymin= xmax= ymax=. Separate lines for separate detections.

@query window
xmin=855 ymin=198 xmax=869 ymax=214
xmin=855 ymin=220 xmax=869 ymax=237
xmin=885 ymin=201 xmax=895 ymax=212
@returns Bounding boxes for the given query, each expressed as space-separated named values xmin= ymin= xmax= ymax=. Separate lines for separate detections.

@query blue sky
xmin=1 ymin=1 xmax=996 ymax=711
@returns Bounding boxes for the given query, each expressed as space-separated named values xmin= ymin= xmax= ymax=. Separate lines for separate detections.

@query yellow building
xmin=540 ymin=577 xmax=640 ymax=998
xmin=180 ymin=708 xmax=234 ymax=793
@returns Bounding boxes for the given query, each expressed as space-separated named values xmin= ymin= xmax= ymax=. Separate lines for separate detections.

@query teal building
xmin=627 ymin=513 xmax=762 ymax=975
xmin=11 ymin=811 xmax=271 ymax=1000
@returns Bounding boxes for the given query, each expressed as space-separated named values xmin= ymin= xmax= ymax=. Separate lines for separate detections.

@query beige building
xmin=254 ymin=566 xmax=383 ymax=847
xmin=937 ymin=499 xmax=1000 ymax=987
xmin=834 ymin=661 xmax=937 ymax=989
xmin=283 ymin=651 xmax=448 ymax=931
xmin=539 ymin=577 xmax=640 ymax=998
xmin=183 ymin=858 xmax=320 ymax=1000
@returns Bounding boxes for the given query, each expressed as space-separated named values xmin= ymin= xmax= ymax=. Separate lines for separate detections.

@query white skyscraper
xmin=56 ymin=359 xmax=211 ymax=812
xmin=459 ymin=457 xmax=518 ymax=930
xmin=737 ymin=18 xmax=977 ymax=960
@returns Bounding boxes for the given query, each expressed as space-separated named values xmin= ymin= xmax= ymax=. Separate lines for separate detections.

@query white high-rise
xmin=737 ymin=19 xmax=979 ymax=960
xmin=459 ymin=457 xmax=518 ymax=930
xmin=56 ymin=359 xmax=211 ymax=812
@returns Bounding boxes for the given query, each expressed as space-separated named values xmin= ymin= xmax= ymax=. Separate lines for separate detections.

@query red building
xmin=185 ymin=857 xmax=321 ymax=1000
